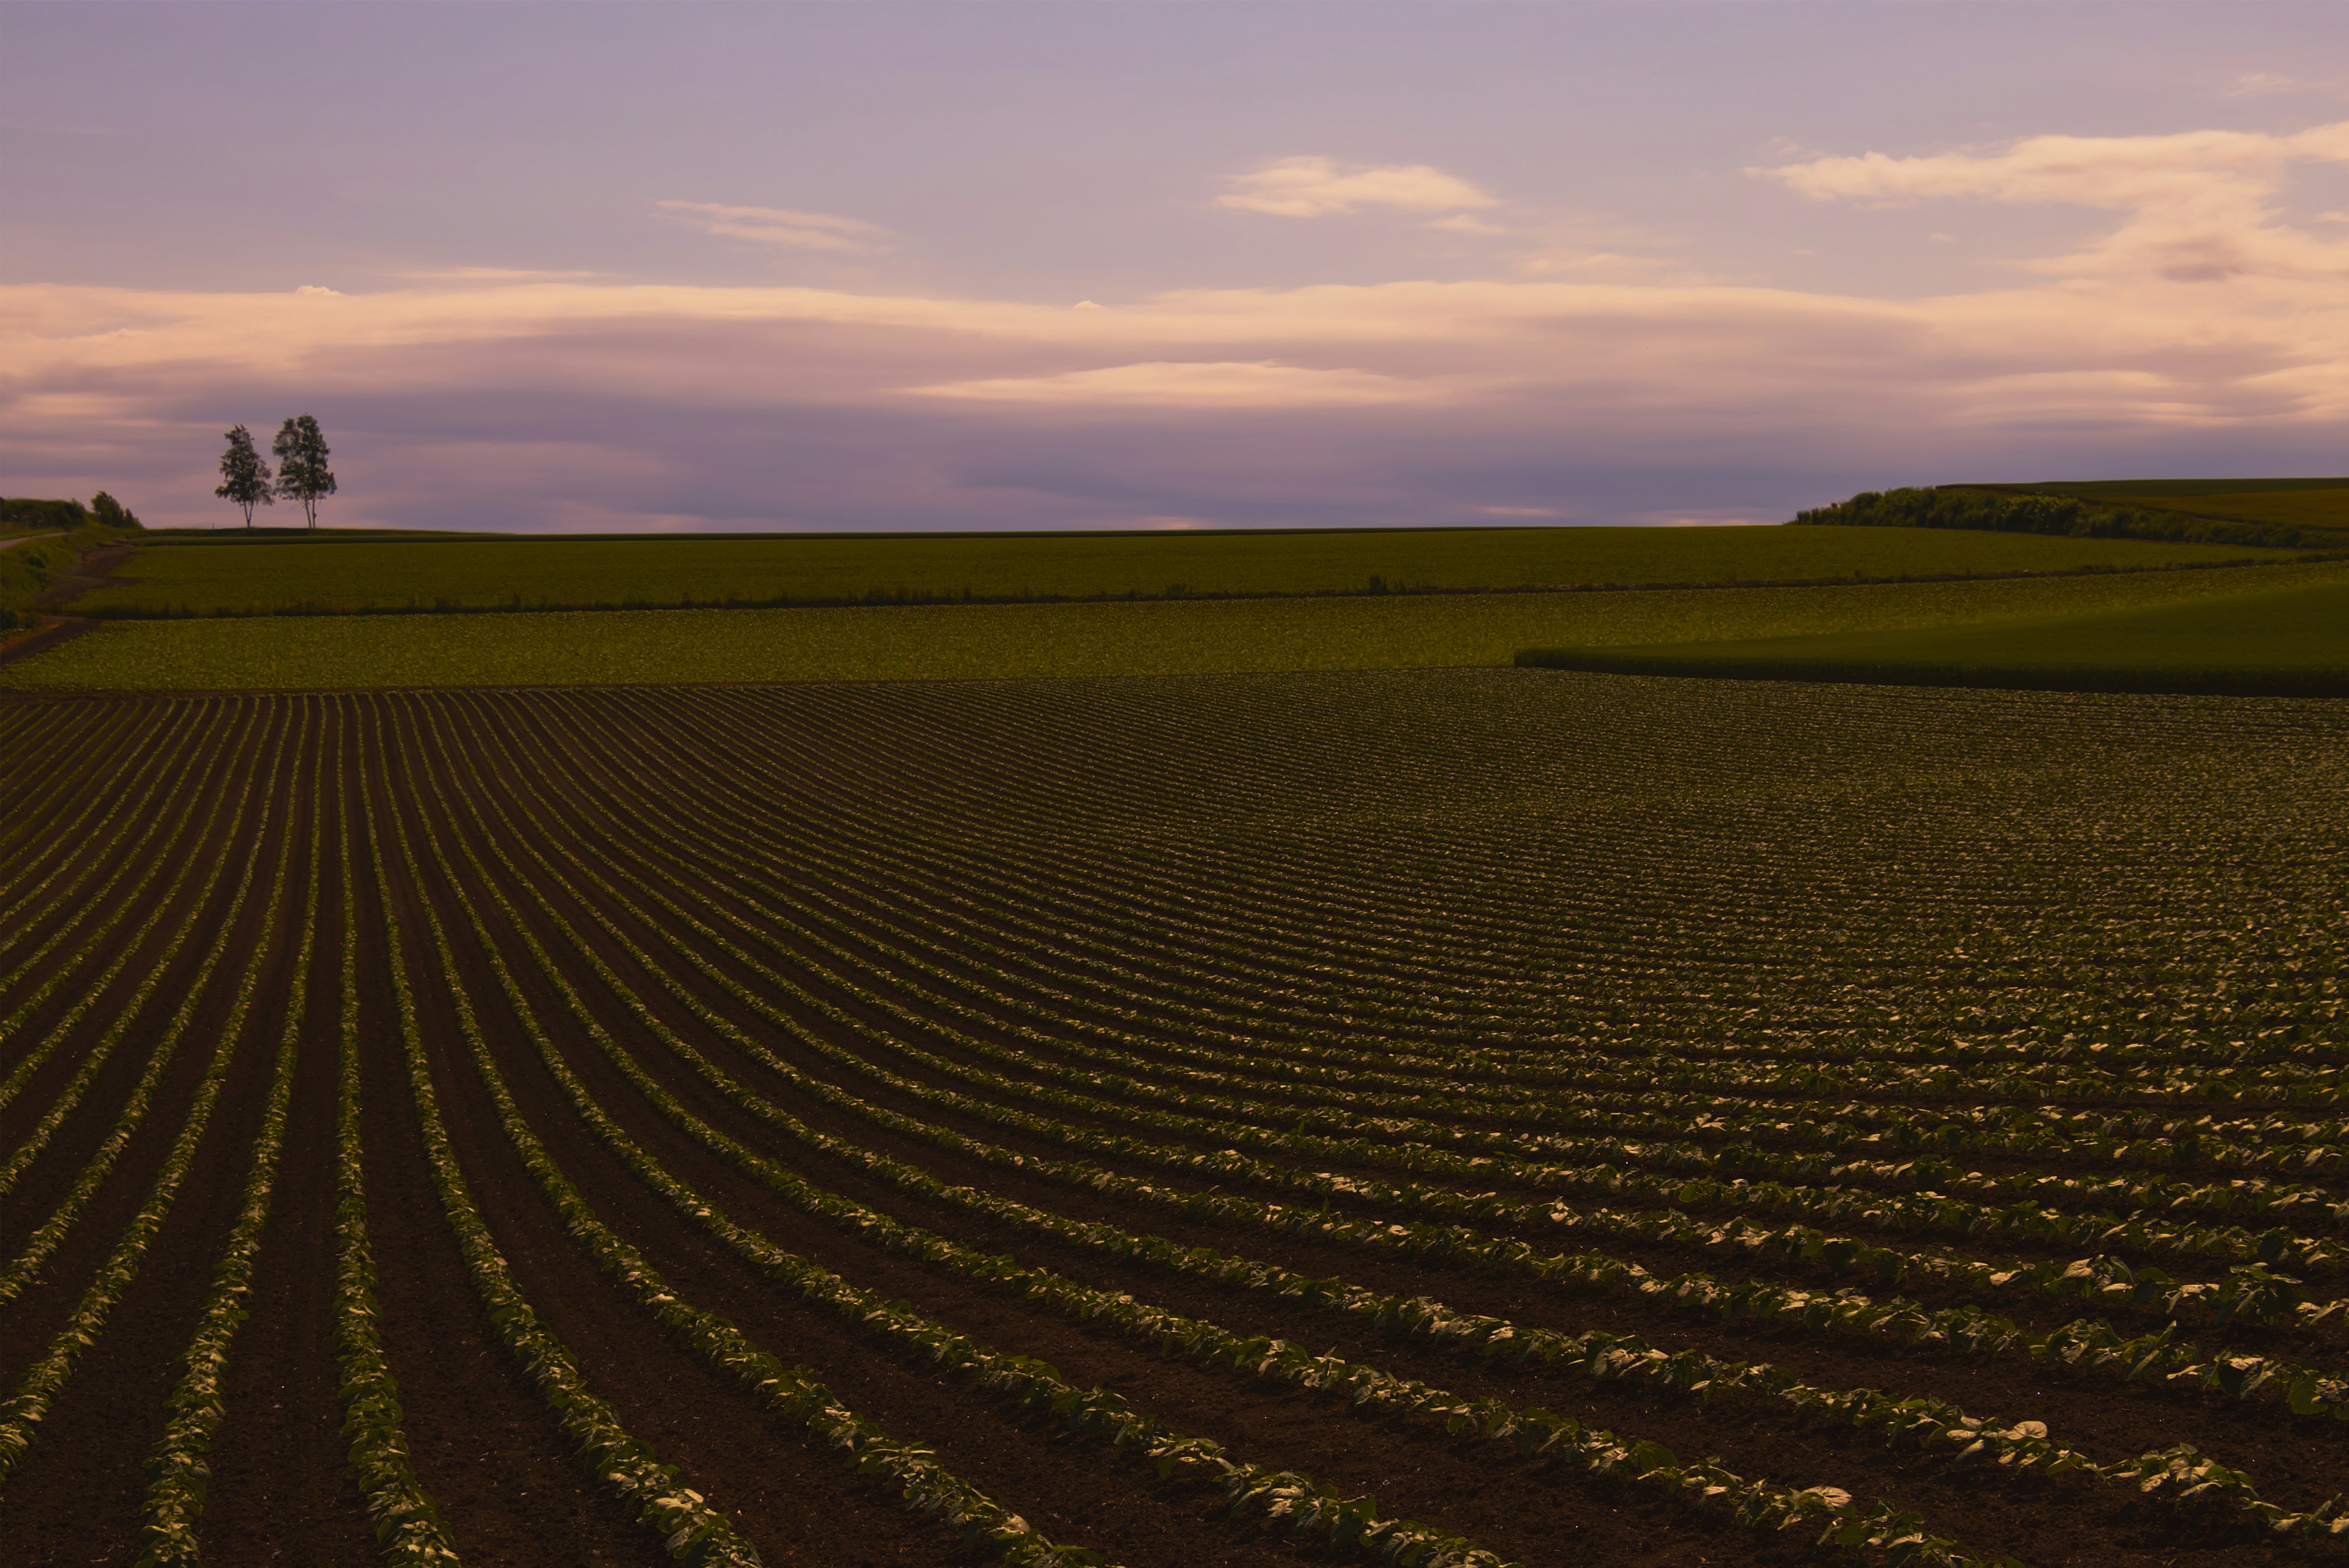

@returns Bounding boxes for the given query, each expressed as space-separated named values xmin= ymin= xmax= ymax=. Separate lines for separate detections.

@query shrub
xmin=1795 ymin=486 xmax=2349 ymax=551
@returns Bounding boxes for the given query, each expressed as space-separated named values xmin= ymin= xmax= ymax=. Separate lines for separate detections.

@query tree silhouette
xmin=215 ymin=425 xmax=273 ymax=529
xmin=272 ymin=414 xmax=336 ymax=529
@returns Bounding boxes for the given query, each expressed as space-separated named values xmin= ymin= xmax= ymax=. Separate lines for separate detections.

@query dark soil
xmin=3 ymin=681 xmax=2344 ymax=1568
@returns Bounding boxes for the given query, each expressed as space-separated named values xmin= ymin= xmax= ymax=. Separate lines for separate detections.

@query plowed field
xmin=1 ymin=670 xmax=2343 ymax=1568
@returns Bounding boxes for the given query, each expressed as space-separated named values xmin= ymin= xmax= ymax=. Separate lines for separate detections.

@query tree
xmin=89 ymin=491 xmax=142 ymax=530
xmin=272 ymin=414 xmax=336 ymax=529
xmin=215 ymin=425 xmax=273 ymax=529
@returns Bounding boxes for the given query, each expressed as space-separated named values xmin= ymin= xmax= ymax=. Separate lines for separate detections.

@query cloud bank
xmin=6 ymin=122 xmax=2345 ymax=532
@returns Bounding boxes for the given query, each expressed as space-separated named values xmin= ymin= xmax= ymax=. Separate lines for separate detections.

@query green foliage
xmin=2000 ymin=480 xmax=2349 ymax=535
xmin=270 ymin=414 xmax=336 ymax=528
xmin=80 ymin=525 xmax=2292 ymax=617
xmin=0 ymin=496 xmax=91 ymax=530
xmin=1797 ymin=484 xmax=2349 ymax=551
xmin=214 ymin=425 xmax=273 ymax=528
xmin=89 ymin=491 xmax=143 ymax=529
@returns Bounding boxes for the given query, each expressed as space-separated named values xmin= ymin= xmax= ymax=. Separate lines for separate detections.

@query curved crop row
xmin=382 ymin=710 xmax=2007 ymax=1568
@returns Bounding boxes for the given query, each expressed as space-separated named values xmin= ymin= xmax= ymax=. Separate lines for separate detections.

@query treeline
xmin=0 ymin=493 xmax=144 ymax=532
xmin=1792 ymin=486 xmax=2349 ymax=551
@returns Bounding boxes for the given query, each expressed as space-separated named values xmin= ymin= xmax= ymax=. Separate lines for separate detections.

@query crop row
xmin=407 ymin=698 xmax=2349 ymax=1550
xmin=0 ymin=713 xmax=302 ymax=1497
xmin=463 ymin=775 xmax=2349 ymax=1307
xmin=375 ymin=705 xmax=1523 ymax=1568
xmin=449 ymin=738 xmax=2346 ymax=1547
xmin=471 ymin=727 xmax=2340 ymax=1193
xmin=540 ymin=696 xmax=2339 ymax=1105
xmin=0 ymin=705 xmax=258 ymax=1113
xmin=420 ymin=693 xmax=2349 ymax=1400
xmin=491 ymin=682 xmax=2349 ymax=1114
xmin=6 ymin=678 xmax=2343 ymax=1568
xmin=412 ymin=696 xmax=2349 ymax=1305
xmin=632 ymin=682 xmax=2344 ymax=1084
xmin=380 ymin=712 xmax=2006 ymax=1568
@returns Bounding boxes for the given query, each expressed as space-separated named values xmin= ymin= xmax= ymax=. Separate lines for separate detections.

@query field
xmin=1521 ymin=567 xmax=2349 ymax=696
xmin=77 ymin=525 xmax=2297 ymax=617
xmin=10 ymin=557 xmax=2338 ymax=692
xmin=2014 ymin=480 xmax=2349 ymax=533
xmin=0 ymin=671 xmax=2345 ymax=1568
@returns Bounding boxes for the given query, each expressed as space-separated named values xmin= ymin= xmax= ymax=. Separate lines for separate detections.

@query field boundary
xmin=1515 ymin=646 xmax=2349 ymax=698
xmin=72 ymin=551 xmax=2323 ymax=620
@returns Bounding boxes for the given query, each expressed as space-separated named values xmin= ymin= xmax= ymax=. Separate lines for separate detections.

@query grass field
xmin=1 ymin=674 xmax=2343 ymax=1567
xmin=81 ymin=523 xmax=2298 ymax=616
xmin=1520 ymin=562 xmax=2349 ymax=696
xmin=11 ymin=557 xmax=2336 ymax=691
xmin=2005 ymin=479 xmax=2349 ymax=532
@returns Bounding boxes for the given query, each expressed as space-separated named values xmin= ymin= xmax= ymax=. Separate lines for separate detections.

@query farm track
xmin=0 ymin=671 xmax=2345 ymax=1566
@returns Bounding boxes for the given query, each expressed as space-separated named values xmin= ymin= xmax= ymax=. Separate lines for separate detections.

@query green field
xmin=1997 ymin=478 xmax=2349 ymax=533
xmin=1521 ymin=562 xmax=2349 ymax=696
xmin=11 ymin=557 xmax=2336 ymax=691
xmin=83 ymin=524 xmax=2293 ymax=616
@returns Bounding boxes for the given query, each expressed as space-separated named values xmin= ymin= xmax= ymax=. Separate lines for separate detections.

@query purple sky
xmin=5 ymin=1 xmax=2347 ymax=532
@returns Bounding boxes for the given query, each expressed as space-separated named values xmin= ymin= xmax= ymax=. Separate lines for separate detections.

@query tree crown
xmin=216 ymin=424 xmax=275 ymax=525
xmin=272 ymin=415 xmax=336 ymax=502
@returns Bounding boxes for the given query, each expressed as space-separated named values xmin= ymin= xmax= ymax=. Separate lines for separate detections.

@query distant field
xmin=81 ymin=524 xmax=2295 ymax=616
xmin=2027 ymin=477 xmax=2349 ymax=499
xmin=1521 ymin=563 xmax=2349 ymax=696
xmin=2008 ymin=478 xmax=2349 ymax=532
xmin=11 ymin=558 xmax=2332 ymax=691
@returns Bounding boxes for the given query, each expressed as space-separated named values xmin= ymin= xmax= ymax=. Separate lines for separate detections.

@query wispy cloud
xmin=656 ymin=200 xmax=893 ymax=255
xmin=2225 ymin=72 xmax=2348 ymax=100
xmin=908 ymin=360 xmax=1463 ymax=408
xmin=1425 ymin=213 xmax=1510 ymax=237
xmin=1757 ymin=121 xmax=2349 ymax=282
xmin=1217 ymin=156 xmax=1497 ymax=218
xmin=404 ymin=267 xmax=604 ymax=281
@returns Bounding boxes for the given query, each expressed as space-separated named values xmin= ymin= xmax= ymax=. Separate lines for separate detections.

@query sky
xmin=4 ymin=1 xmax=2348 ymax=533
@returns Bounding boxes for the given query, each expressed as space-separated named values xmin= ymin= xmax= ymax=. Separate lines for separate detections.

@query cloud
xmin=1425 ymin=214 xmax=1509 ymax=236
xmin=9 ymin=119 xmax=2349 ymax=532
xmin=1216 ymin=156 xmax=1497 ymax=218
xmin=2225 ymin=72 xmax=2348 ymax=100
xmin=657 ymin=199 xmax=892 ymax=255
xmin=907 ymin=360 xmax=1461 ymax=408
xmin=404 ymin=267 xmax=604 ymax=281
xmin=1758 ymin=120 xmax=2349 ymax=283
